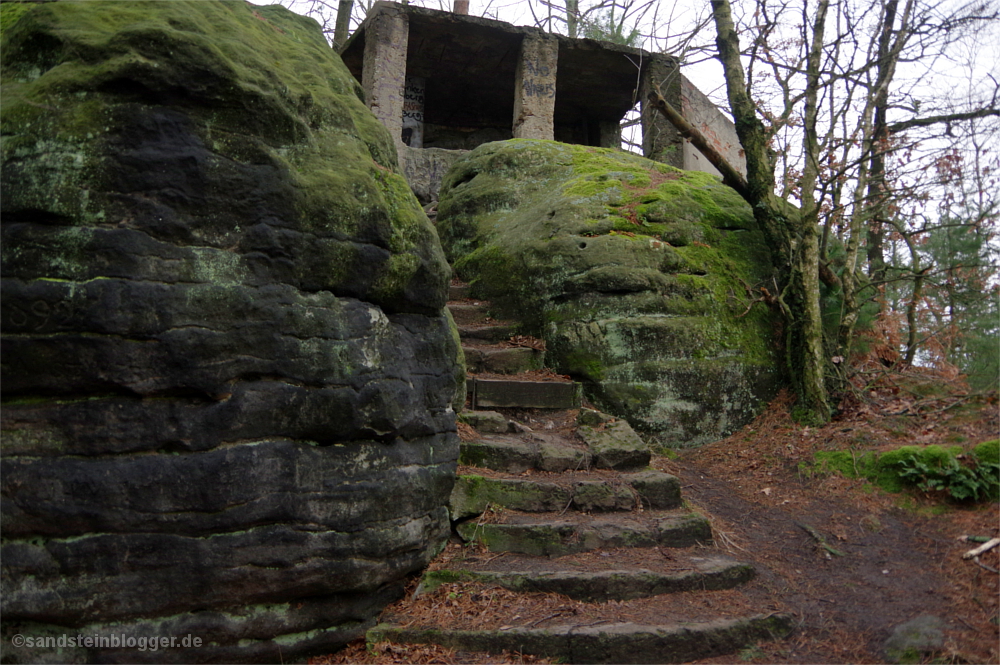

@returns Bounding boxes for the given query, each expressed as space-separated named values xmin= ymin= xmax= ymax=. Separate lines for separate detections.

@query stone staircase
xmin=363 ymin=283 xmax=793 ymax=662
xmin=447 ymin=280 xmax=582 ymax=410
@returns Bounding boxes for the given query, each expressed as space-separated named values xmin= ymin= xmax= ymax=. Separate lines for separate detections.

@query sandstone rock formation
xmin=437 ymin=140 xmax=780 ymax=446
xmin=0 ymin=2 xmax=462 ymax=662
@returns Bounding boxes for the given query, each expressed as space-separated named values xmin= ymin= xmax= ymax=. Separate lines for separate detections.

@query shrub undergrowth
xmin=807 ymin=439 xmax=999 ymax=502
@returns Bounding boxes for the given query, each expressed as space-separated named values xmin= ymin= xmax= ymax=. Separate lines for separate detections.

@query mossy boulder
xmin=0 ymin=2 xmax=460 ymax=662
xmin=436 ymin=140 xmax=780 ymax=446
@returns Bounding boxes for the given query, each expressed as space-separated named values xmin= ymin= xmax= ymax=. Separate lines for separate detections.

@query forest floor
xmin=313 ymin=375 xmax=999 ymax=665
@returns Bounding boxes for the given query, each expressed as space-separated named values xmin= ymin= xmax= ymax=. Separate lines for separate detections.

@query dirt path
xmin=672 ymin=462 xmax=963 ymax=663
xmin=667 ymin=390 xmax=999 ymax=664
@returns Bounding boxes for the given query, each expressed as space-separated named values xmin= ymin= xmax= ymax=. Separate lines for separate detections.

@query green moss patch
xmin=1 ymin=0 xmax=446 ymax=310
xmin=437 ymin=139 xmax=780 ymax=446
xmin=809 ymin=443 xmax=999 ymax=502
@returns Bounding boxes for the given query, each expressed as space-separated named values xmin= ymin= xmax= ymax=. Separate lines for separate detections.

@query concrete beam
xmin=513 ymin=33 xmax=558 ymax=140
xmin=362 ymin=4 xmax=409 ymax=157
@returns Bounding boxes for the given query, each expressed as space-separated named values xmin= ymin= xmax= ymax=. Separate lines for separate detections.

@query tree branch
xmin=888 ymin=107 xmax=1000 ymax=133
xmin=646 ymin=85 xmax=750 ymax=199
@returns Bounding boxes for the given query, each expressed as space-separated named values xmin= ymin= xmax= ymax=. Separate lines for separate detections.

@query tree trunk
xmin=793 ymin=0 xmax=831 ymax=422
xmin=334 ymin=0 xmax=353 ymax=48
xmin=865 ymin=0 xmax=899 ymax=287
xmin=711 ymin=0 xmax=832 ymax=424
xmin=903 ymin=270 xmax=926 ymax=365
xmin=565 ymin=0 xmax=579 ymax=38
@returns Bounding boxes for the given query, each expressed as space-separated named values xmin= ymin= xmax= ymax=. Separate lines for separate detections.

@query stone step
xmin=448 ymin=282 xmax=472 ymax=301
xmin=455 ymin=510 xmax=712 ymax=557
xmin=462 ymin=345 xmax=543 ymax=374
xmin=456 ymin=322 xmax=518 ymax=342
xmin=467 ymin=377 xmax=582 ymax=410
xmin=458 ymin=419 xmax=647 ymax=472
xmin=449 ymin=470 xmax=682 ymax=519
xmin=417 ymin=553 xmax=754 ymax=602
xmin=447 ymin=301 xmax=493 ymax=326
xmin=456 ymin=410 xmax=517 ymax=434
xmin=368 ymin=614 xmax=794 ymax=664
xmin=458 ymin=434 xmax=588 ymax=473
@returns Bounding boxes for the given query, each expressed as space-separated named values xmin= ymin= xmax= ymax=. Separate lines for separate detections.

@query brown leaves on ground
xmin=456 ymin=420 xmax=478 ymax=442
xmin=502 ymin=335 xmax=546 ymax=351
xmin=468 ymin=368 xmax=573 ymax=383
xmin=310 ymin=639 xmax=551 ymax=664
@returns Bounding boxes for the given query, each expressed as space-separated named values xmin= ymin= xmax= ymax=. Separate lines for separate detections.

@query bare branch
xmin=888 ymin=107 xmax=1000 ymax=133
xmin=646 ymin=85 xmax=750 ymax=199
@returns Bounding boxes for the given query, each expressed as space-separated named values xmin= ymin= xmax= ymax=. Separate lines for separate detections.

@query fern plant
xmin=895 ymin=454 xmax=1000 ymax=502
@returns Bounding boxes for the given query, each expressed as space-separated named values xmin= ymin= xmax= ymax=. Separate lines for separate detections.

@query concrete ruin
xmin=339 ymin=1 xmax=745 ymax=203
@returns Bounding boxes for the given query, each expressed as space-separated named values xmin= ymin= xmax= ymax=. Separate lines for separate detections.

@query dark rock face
xmin=0 ymin=2 xmax=461 ymax=662
xmin=437 ymin=140 xmax=780 ymax=447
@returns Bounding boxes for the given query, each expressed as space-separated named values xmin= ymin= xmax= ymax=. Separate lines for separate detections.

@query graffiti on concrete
xmin=522 ymin=60 xmax=555 ymax=98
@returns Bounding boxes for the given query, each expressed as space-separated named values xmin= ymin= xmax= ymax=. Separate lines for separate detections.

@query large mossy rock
xmin=437 ymin=140 xmax=780 ymax=446
xmin=0 ymin=2 xmax=461 ymax=662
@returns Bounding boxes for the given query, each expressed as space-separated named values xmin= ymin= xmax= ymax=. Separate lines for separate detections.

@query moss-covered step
xmin=449 ymin=470 xmax=681 ymax=519
xmin=455 ymin=510 xmax=711 ymax=556
xmin=368 ymin=614 xmax=794 ymax=664
xmin=418 ymin=555 xmax=754 ymax=602
xmin=459 ymin=434 xmax=591 ymax=472
xmin=577 ymin=419 xmax=651 ymax=470
xmin=467 ymin=378 xmax=583 ymax=410
xmin=462 ymin=345 xmax=544 ymax=374
xmin=457 ymin=410 xmax=514 ymax=433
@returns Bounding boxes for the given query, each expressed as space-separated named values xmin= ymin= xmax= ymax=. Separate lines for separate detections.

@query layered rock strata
xmin=0 ymin=2 xmax=462 ymax=661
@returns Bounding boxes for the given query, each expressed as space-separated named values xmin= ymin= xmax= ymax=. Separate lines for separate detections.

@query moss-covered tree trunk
xmin=711 ymin=0 xmax=831 ymax=424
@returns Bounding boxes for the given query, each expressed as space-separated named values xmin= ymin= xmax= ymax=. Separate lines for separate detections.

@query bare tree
xmin=685 ymin=0 xmax=1000 ymax=424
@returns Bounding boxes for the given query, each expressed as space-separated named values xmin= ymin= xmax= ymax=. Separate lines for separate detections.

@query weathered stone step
xmin=460 ymin=434 xmax=587 ymax=472
xmin=458 ymin=418 xmax=647 ymax=471
xmin=418 ymin=554 xmax=754 ymax=602
xmin=467 ymin=377 xmax=582 ymax=410
xmin=456 ymin=322 xmax=517 ymax=342
xmin=447 ymin=301 xmax=494 ymax=326
xmin=449 ymin=282 xmax=472 ymax=301
xmin=369 ymin=614 xmax=794 ymax=664
xmin=462 ymin=345 xmax=543 ymax=374
xmin=456 ymin=510 xmax=712 ymax=556
xmin=449 ymin=470 xmax=682 ymax=519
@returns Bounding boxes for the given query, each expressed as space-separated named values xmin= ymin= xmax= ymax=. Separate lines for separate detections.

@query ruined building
xmin=339 ymin=1 xmax=746 ymax=202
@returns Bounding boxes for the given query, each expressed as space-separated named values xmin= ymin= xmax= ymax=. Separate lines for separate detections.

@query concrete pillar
xmin=362 ymin=4 xmax=409 ymax=157
xmin=513 ymin=33 xmax=558 ymax=140
xmin=640 ymin=54 xmax=683 ymax=168
xmin=402 ymin=76 xmax=425 ymax=148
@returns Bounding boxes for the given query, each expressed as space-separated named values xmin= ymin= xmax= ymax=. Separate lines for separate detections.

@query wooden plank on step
xmin=471 ymin=378 xmax=581 ymax=409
